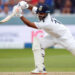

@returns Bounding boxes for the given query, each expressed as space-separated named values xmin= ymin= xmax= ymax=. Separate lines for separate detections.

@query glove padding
xmin=13 ymin=5 xmax=23 ymax=17
xmin=18 ymin=1 xmax=29 ymax=9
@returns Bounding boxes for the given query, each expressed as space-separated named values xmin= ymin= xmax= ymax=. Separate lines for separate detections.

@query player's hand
xmin=13 ymin=5 xmax=23 ymax=17
xmin=18 ymin=1 xmax=29 ymax=9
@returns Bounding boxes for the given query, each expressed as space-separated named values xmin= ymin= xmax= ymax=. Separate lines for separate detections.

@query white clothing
xmin=32 ymin=6 xmax=75 ymax=54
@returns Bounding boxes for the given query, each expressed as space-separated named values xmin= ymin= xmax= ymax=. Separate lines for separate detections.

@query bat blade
xmin=0 ymin=12 xmax=15 ymax=24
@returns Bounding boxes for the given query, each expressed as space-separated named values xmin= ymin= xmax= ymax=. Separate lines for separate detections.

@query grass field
xmin=0 ymin=48 xmax=75 ymax=72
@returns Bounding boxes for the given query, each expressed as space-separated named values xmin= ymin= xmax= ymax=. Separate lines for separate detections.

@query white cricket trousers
xmin=39 ymin=30 xmax=75 ymax=55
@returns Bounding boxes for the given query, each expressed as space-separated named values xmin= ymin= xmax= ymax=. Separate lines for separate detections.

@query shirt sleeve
xmin=32 ymin=6 xmax=37 ymax=14
xmin=34 ymin=22 xmax=46 ymax=29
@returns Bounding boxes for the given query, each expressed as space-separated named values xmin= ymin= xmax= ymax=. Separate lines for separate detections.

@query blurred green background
xmin=0 ymin=49 xmax=75 ymax=72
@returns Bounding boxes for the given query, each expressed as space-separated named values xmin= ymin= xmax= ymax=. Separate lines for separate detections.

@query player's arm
xmin=15 ymin=1 xmax=37 ymax=28
xmin=20 ymin=16 xmax=37 ymax=29
xmin=28 ymin=4 xmax=33 ymax=11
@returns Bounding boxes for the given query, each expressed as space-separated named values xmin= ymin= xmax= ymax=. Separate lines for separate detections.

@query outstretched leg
xmin=58 ymin=30 xmax=75 ymax=56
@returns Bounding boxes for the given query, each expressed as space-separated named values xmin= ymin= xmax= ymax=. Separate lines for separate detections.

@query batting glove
xmin=13 ymin=5 xmax=23 ymax=17
xmin=18 ymin=1 xmax=29 ymax=9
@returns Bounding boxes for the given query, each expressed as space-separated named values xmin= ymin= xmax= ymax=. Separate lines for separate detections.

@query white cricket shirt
xmin=32 ymin=7 xmax=69 ymax=38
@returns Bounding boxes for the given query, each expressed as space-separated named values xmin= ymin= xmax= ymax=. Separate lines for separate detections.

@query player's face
xmin=38 ymin=13 xmax=46 ymax=20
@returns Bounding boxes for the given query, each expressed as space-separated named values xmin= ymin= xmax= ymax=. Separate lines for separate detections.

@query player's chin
xmin=39 ymin=16 xmax=43 ymax=20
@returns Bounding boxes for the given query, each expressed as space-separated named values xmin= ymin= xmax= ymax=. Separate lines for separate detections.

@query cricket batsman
xmin=4 ymin=1 xmax=75 ymax=74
